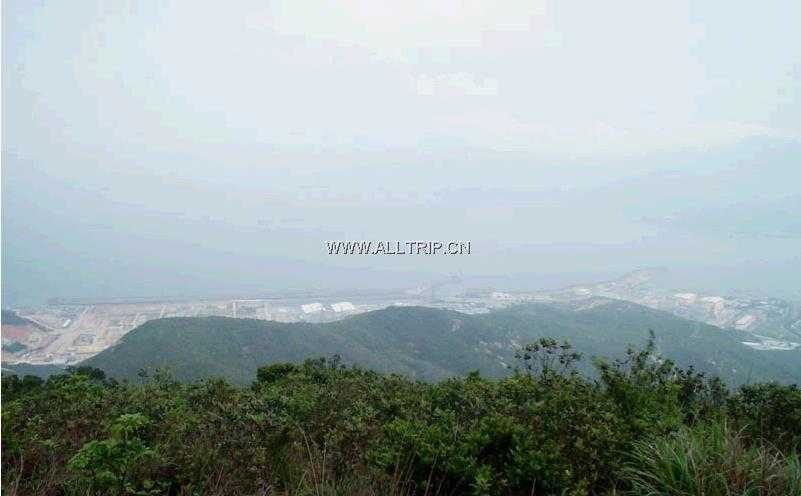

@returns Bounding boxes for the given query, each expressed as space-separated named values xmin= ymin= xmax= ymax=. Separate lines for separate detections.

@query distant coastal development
xmin=3 ymin=270 xmax=800 ymax=367
xmin=1 ymin=289 xmax=501 ymax=366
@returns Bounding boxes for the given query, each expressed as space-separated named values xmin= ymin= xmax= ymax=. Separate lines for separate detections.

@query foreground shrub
xmin=2 ymin=339 xmax=799 ymax=495
xmin=68 ymin=413 xmax=160 ymax=494
xmin=729 ymin=383 xmax=801 ymax=452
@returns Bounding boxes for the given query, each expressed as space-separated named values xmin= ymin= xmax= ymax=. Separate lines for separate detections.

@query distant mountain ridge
xmin=1 ymin=309 xmax=49 ymax=332
xmin=2 ymin=310 xmax=50 ymax=362
xmin=79 ymin=299 xmax=801 ymax=385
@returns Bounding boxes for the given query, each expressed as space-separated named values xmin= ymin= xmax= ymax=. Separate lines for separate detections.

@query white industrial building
xmin=301 ymin=302 xmax=324 ymax=314
xmin=330 ymin=302 xmax=356 ymax=313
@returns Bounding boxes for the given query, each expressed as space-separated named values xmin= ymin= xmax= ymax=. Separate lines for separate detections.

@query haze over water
xmin=3 ymin=1 xmax=800 ymax=306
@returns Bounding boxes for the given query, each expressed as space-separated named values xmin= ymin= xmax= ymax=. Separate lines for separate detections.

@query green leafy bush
xmin=68 ymin=413 xmax=160 ymax=495
xmin=728 ymin=383 xmax=801 ymax=451
xmin=2 ymin=338 xmax=799 ymax=496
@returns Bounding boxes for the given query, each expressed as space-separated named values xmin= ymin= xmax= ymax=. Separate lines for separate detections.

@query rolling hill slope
xmin=81 ymin=298 xmax=801 ymax=385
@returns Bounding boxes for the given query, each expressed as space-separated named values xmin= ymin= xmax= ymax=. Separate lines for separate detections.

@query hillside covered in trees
xmin=79 ymin=302 xmax=801 ymax=385
xmin=3 ymin=336 xmax=800 ymax=496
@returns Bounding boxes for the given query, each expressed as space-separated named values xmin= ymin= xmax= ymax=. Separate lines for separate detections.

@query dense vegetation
xmin=81 ymin=303 xmax=801 ymax=385
xmin=3 ymin=336 xmax=800 ymax=496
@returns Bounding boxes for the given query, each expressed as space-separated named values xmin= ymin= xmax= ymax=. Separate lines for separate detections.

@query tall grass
xmin=624 ymin=419 xmax=801 ymax=496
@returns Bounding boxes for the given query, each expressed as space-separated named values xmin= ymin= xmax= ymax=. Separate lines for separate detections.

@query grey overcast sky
xmin=3 ymin=1 xmax=801 ymax=305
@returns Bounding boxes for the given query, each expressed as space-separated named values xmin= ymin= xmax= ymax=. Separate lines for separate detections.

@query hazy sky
xmin=3 ymin=1 xmax=800 ymax=305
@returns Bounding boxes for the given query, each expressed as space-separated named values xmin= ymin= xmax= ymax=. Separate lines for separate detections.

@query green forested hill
xmin=81 ymin=299 xmax=801 ymax=385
